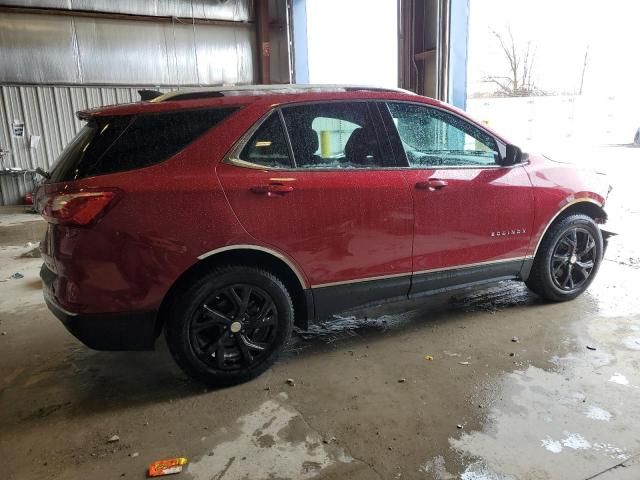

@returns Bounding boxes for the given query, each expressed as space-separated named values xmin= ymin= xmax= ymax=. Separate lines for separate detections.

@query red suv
xmin=36 ymin=85 xmax=612 ymax=385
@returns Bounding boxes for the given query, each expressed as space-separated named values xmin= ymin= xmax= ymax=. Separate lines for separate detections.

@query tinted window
xmin=50 ymin=107 xmax=237 ymax=181
xmin=387 ymin=103 xmax=499 ymax=168
xmin=282 ymin=102 xmax=390 ymax=169
xmin=238 ymin=113 xmax=292 ymax=168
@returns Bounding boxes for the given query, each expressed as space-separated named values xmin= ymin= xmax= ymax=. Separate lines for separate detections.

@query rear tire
xmin=526 ymin=214 xmax=603 ymax=302
xmin=165 ymin=266 xmax=294 ymax=386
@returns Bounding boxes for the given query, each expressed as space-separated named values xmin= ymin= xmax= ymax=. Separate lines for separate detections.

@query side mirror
xmin=501 ymin=144 xmax=524 ymax=166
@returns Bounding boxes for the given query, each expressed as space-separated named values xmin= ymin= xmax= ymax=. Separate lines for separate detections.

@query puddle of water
xmin=420 ymin=455 xmax=455 ymax=480
xmin=287 ymin=311 xmax=419 ymax=354
xmin=622 ymin=336 xmax=640 ymax=350
xmin=421 ymin=457 xmax=515 ymax=480
xmin=294 ymin=313 xmax=408 ymax=341
xmin=187 ymin=393 xmax=351 ymax=480
xmin=449 ymin=347 xmax=639 ymax=478
xmin=609 ymin=373 xmax=629 ymax=386
xmin=592 ymin=443 xmax=627 ymax=459
xmin=449 ymin=281 xmax=532 ymax=313
xmin=560 ymin=432 xmax=591 ymax=450
xmin=586 ymin=264 xmax=640 ymax=318
xmin=444 ymin=272 xmax=640 ymax=478
xmin=585 ymin=405 xmax=612 ymax=421
xmin=541 ymin=433 xmax=626 ymax=459
xmin=460 ymin=462 xmax=515 ymax=480
xmin=289 ymin=281 xmax=535 ymax=352
xmin=541 ymin=437 xmax=563 ymax=454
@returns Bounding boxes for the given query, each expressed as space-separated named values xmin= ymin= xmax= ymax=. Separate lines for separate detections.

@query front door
xmin=381 ymin=102 xmax=535 ymax=294
xmin=217 ymin=101 xmax=414 ymax=319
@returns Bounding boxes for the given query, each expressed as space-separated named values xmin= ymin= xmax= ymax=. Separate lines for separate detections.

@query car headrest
xmin=296 ymin=127 xmax=319 ymax=155
xmin=344 ymin=128 xmax=377 ymax=165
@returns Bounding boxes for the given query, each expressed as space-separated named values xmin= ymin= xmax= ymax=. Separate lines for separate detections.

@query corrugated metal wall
xmin=0 ymin=0 xmax=292 ymax=205
xmin=0 ymin=0 xmax=253 ymax=21
xmin=0 ymin=13 xmax=257 ymax=86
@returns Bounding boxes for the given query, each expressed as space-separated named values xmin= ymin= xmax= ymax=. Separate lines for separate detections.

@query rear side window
xmin=238 ymin=113 xmax=293 ymax=169
xmin=50 ymin=107 xmax=238 ymax=181
xmin=281 ymin=102 xmax=390 ymax=169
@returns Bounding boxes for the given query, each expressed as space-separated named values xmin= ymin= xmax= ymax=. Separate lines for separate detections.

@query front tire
xmin=165 ymin=266 xmax=294 ymax=386
xmin=526 ymin=214 xmax=603 ymax=302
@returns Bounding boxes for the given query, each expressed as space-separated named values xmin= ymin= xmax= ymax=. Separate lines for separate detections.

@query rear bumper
xmin=45 ymin=294 xmax=157 ymax=350
xmin=42 ymin=264 xmax=157 ymax=351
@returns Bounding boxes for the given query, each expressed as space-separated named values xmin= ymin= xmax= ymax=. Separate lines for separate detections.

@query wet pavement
xmin=0 ymin=145 xmax=638 ymax=479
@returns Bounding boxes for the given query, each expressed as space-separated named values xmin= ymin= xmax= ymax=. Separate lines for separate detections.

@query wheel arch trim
xmin=531 ymin=198 xmax=605 ymax=258
xmin=197 ymin=244 xmax=309 ymax=289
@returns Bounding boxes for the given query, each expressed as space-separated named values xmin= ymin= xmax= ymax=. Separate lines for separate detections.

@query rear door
xmin=379 ymin=101 xmax=535 ymax=294
xmin=217 ymin=101 xmax=414 ymax=319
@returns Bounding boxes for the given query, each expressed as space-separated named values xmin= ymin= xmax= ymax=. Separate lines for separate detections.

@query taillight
xmin=40 ymin=189 xmax=120 ymax=226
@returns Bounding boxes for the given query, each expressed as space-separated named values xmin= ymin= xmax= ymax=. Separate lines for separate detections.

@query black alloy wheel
xmin=525 ymin=213 xmax=603 ymax=302
xmin=189 ymin=284 xmax=278 ymax=370
xmin=165 ymin=266 xmax=294 ymax=386
xmin=550 ymin=227 xmax=596 ymax=292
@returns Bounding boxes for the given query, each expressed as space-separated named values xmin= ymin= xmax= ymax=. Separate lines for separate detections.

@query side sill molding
xmin=313 ymin=271 xmax=411 ymax=289
xmin=412 ymin=255 xmax=531 ymax=277
xmin=312 ymin=255 xmax=533 ymax=289
xmin=197 ymin=244 xmax=308 ymax=289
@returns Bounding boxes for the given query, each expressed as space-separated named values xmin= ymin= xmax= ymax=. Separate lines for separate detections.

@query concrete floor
xmin=0 ymin=145 xmax=638 ymax=480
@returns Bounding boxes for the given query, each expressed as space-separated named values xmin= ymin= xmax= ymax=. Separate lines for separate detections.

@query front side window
xmin=282 ymin=102 xmax=390 ymax=169
xmin=387 ymin=102 xmax=500 ymax=168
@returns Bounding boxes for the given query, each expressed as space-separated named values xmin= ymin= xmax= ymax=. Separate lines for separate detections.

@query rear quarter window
xmin=50 ymin=107 xmax=238 ymax=182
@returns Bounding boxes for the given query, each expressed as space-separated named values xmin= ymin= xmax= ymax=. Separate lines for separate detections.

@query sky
xmin=305 ymin=0 xmax=398 ymax=88
xmin=468 ymin=0 xmax=640 ymax=97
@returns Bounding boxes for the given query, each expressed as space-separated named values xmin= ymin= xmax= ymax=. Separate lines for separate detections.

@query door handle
xmin=415 ymin=179 xmax=448 ymax=191
xmin=250 ymin=184 xmax=294 ymax=195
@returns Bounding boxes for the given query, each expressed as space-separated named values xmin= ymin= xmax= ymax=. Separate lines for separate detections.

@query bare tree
xmin=578 ymin=45 xmax=590 ymax=95
xmin=483 ymin=27 xmax=540 ymax=96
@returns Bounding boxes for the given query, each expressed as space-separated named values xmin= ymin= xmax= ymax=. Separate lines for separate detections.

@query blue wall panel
xmin=449 ymin=0 xmax=469 ymax=110
xmin=292 ymin=0 xmax=309 ymax=83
